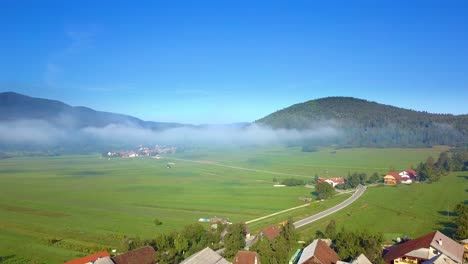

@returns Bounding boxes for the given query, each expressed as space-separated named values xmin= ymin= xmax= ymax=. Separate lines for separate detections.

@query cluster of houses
xmin=104 ymin=145 xmax=177 ymax=158
xmin=315 ymin=168 xmax=418 ymax=188
xmin=384 ymin=169 xmax=417 ymax=185
xmin=317 ymin=177 xmax=346 ymax=187
xmin=64 ymin=228 xmax=466 ymax=264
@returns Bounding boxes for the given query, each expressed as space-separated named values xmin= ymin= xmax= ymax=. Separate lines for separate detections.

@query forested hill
xmin=256 ymin=97 xmax=468 ymax=147
xmin=0 ymin=92 xmax=183 ymax=130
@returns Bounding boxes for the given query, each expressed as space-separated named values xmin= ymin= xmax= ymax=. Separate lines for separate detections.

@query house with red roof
xmin=384 ymin=172 xmax=402 ymax=185
xmin=259 ymin=225 xmax=281 ymax=240
xmin=399 ymin=169 xmax=418 ymax=184
xmin=64 ymin=251 xmax=111 ymax=264
xmin=383 ymin=231 xmax=464 ymax=263
xmin=297 ymin=239 xmax=340 ymax=264
xmin=318 ymin=177 xmax=346 ymax=187
xmin=232 ymin=251 xmax=261 ymax=264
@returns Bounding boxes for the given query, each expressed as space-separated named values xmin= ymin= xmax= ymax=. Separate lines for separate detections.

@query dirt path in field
xmin=163 ymin=157 xmax=314 ymax=178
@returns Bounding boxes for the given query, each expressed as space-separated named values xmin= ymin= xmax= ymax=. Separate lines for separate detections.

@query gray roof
xmin=422 ymin=254 xmax=457 ymax=264
xmin=430 ymin=231 xmax=464 ymax=263
xmin=94 ymin=256 xmax=115 ymax=264
xmin=297 ymin=239 xmax=319 ymax=264
xmin=351 ymin=254 xmax=372 ymax=264
xmin=336 ymin=254 xmax=372 ymax=264
xmin=181 ymin=247 xmax=231 ymax=264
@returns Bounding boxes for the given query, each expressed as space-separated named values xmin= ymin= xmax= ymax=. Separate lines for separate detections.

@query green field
xmin=0 ymin=146 xmax=453 ymax=263
xmin=296 ymin=171 xmax=468 ymax=242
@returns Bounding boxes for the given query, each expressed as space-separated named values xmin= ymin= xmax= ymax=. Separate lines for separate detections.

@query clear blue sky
xmin=1 ymin=1 xmax=467 ymax=124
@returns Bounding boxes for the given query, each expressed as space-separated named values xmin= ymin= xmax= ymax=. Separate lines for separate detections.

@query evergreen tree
xmin=454 ymin=203 xmax=468 ymax=240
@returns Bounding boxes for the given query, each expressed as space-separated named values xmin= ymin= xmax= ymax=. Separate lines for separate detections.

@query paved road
xmin=293 ymin=184 xmax=367 ymax=228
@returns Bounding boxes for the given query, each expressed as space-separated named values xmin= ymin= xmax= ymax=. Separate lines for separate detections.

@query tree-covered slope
xmin=256 ymin=97 xmax=468 ymax=147
xmin=0 ymin=91 xmax=182 ymax=130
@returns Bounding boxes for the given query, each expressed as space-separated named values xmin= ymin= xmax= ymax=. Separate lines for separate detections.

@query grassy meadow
xmin=0 ymin=145 xmax=454 ymax=263
xmin=296 ymin=171 xmax=468 ymax=242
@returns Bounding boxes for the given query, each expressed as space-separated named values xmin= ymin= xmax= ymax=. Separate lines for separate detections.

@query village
xmin=64 ymin=223 xmax=467 ymax=264
xmin=103 ymin=145 xmax=177 ymax=159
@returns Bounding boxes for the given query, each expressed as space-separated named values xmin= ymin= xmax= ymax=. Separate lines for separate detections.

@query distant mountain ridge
xmin=256 ymin=97 xmax=468 ymax=147
xmin=0 ymin=91 xmax=184 ymax=130
xmin=1 ymin=92 xmax=467 ymax=149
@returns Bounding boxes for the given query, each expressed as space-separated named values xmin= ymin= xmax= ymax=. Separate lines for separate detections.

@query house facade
xmin=384 ymin=172 xmax=401 ymax=185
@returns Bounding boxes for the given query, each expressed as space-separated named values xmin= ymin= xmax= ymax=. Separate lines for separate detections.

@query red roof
xmin=232 ymin=251 xmax=260 ymax=264
xmin=64 ymin=251 xmax=110 ymax=264
xmin=299 ymin=239 xmax=339 ymax=264
xmin=112 ymin=246 xmax=156 ymax=264
xmin=384 ymin=232 xmax=435 ymax=263
xmin=386 ymin=172 xmax=401 ymax=180
xmin=405 ymin=169 xmax=417 ymax=176
xmin=314 ymin=239 xmax=340 ymax=264
xmin=261 ymin=225 xmax=280 ymax=240
xmin=318 ymin=177 xmax=345 ymax=184
xmin=383 ymin=231 xmax=464 ymax=263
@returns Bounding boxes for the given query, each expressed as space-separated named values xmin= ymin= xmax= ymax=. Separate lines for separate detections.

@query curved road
xmin=293 ymin=184 xmax=367 ymax=228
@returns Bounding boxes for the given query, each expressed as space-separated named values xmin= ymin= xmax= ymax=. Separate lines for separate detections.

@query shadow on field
xmin=0 ymin=255 xmax=16 ymax=263
xmin=437 ymin=221 xmax=456 ymax=237
xmin=438 ymin=210 xmax=458 ymax=217
xmin=457 ymin=175 xmax=468 ymax=180
xmin=65 ymin=171 xmax=107 ymax=177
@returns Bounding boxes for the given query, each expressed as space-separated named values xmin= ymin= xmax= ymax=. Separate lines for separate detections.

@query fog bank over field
xmin=0 ymin=119 xmax=341 ymax=150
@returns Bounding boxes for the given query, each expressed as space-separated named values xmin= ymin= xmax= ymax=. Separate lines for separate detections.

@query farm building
xmin=399 ymin=169 xmax=417 ymax=184
xmin=384 ymin=172 xmax=402 ymax=185
xmin=383 ymin=231 xmax=464 ymax=264
xmin=297 ymin=239 xmax=340 ymax=264
xmin=318 ymin=177 xmax=345 ymax=187
xmin=232 ymin=251 xmax=261 ymax=264
xmin=385 ymin=169 xmax=418 ymax=185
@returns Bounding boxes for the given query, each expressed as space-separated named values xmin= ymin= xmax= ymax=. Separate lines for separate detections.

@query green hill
xmin=256 ymin=97 xmax=468 ymax=147
xmin=0 ymin=92 xmax=183 ymax=130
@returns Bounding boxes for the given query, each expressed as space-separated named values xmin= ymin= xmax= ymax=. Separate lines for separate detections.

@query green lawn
xmin=0 ymin=146 xmax=450 ymax=263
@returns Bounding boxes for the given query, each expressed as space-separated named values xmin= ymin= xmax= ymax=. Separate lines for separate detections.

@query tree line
xmin=416 ymin=148 xmax=468 ymax=183
xmin=257 ymin=97 xmax=468 ymax=147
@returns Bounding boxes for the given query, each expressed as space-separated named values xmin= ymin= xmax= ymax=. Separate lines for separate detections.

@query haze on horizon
xmin=1 ymin=1 xmax=468 ymax=124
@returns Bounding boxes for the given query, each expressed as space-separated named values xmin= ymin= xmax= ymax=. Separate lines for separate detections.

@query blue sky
xmin=1 ymin=1 xmax=467 ymax=124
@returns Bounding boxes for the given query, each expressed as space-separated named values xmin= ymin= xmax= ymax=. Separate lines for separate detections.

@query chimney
xmin=436 ymin=238 xmax=443 ymax=246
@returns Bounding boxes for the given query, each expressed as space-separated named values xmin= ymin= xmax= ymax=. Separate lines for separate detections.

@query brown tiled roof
xmin=232 ymin=251 xmax=260 ymax=264
xmin=405 ymin=169 xmax=417 ymax=176
xmin=386 ymin=172 xmax=401 ymax=179
xmin=383 ymin=231 xmax=463 ymax=263
xmin=261 ymin=225 xmax=280 ymax=240
xmin=112 ymin=246 xmax=156 ymax=264
xmin=64 ymin=251 xmax=110 ymax=264
xmin=314 ymin=239 xmax=340 ymax=264
xmin=298 ymin=239 xmax=339 ymax=264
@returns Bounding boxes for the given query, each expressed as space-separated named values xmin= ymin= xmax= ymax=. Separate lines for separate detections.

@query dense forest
xmin=257 ymin=97 xmax=468 ymax=147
